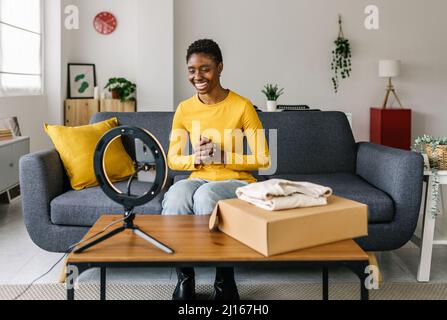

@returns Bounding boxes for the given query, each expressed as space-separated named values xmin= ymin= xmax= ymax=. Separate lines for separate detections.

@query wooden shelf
xmin=64 ymin=99 xmax=136 ymax=127
xmin=100 ymin=99 xmax=136 ymax=113
xmin=65 ymin=99 xmax=99 ymax=127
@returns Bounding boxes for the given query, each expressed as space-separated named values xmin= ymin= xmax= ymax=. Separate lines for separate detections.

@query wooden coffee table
xmin=66 ymin=215 xmax=370 ymax=300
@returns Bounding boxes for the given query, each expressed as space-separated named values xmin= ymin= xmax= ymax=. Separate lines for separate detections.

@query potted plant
xmin=262 ymin=83 xmax=284 ymax=112
xmin=414 ymin=135 xmax=447 ymax=217
xmin=104 ymin=77 xmax=137 ymax=102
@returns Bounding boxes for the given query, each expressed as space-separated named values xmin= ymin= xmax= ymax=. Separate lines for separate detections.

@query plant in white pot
xmin=104 ymin=77 xmax=137 ymax=102
xmin=262 ymin=83 xmax=284 ymax=112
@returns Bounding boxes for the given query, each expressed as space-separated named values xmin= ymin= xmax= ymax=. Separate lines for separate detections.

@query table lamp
xmin=379 ymin=60 xmax=403 ymax=108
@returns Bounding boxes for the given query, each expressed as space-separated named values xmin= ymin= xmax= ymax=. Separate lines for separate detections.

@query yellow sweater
xmin=167 ymin=90 xmax=270 ymax=183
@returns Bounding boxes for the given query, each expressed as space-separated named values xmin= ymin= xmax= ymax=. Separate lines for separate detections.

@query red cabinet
xmin=370 ymin=108 xmax=412 ymax=150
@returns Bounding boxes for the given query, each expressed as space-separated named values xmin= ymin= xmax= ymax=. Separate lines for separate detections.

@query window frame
xmin=0 ymin=0 xmax=44 ymax=98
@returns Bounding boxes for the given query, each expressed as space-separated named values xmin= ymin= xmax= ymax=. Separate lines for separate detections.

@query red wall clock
xmin=93 ymin=12 xmax=117 ymax=35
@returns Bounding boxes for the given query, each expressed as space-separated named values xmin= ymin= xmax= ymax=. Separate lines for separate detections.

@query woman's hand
xmin=194 ymin=136 xmax=225 ymax=165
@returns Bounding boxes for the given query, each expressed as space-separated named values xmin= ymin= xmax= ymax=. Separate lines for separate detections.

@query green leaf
xmin=78 ymin=81 xmax=89 ymax=93
xmin=75 ymin=74 xmax=85 ymax=82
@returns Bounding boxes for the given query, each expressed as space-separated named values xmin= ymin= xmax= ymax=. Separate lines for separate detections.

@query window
xmin=0 ymin=0 xmax=42 ymax=96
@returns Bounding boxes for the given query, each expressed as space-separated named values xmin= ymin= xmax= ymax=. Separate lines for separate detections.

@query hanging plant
xmin=331 ymin=15 xmax=352 ymax=93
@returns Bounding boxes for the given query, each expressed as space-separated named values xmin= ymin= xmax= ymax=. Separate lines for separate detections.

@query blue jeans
xmin=162 ymin=179 xmax=248 ymax=216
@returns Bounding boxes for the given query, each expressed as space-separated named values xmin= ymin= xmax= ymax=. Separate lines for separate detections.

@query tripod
xmin=382 ymin=77 xmax=403 ymax=109
xmin=73 ymin=208 xmax=174 ymax=254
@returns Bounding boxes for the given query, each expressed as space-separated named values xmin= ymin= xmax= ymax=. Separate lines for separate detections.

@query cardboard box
xmin=209 ymin=196 xmax=368 ymax=257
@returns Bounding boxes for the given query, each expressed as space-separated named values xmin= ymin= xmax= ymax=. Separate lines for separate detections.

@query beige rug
xmin=2 ymin=282 xmax=447 ymax=300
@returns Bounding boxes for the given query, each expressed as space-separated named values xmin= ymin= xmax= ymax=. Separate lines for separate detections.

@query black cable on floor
xmin=12 ymin=216 xmax=126 ymax=300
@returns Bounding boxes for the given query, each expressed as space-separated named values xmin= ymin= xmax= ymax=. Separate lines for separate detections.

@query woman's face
xmin=187 ymin=53 xmax=223 ymax=95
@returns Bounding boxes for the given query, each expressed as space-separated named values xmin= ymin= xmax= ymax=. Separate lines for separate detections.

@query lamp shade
xmin=379 ymin=60 xmax=401 ymax=78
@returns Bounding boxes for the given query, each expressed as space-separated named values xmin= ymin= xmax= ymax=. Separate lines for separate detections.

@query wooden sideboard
xmin=65 ymin=99 xmax=136 ymax=127
xmin=64 ymin=99 xmax=99 ymax=127
xmin=100 ymin=99 xmax=136 ymax=113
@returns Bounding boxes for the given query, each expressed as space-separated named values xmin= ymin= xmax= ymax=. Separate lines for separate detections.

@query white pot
xmin=267 ymin=100 xmax=277 ymax=112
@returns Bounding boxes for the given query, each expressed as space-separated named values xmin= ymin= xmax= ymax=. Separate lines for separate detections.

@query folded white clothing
xmin=235 ymin=179 xmax=333 ymax=211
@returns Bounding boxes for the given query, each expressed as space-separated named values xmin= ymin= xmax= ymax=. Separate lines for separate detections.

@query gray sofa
xmin=20 ymin=111 xmax=424 ymax=253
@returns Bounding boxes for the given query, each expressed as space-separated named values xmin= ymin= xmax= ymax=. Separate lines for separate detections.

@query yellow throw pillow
xmin=44 ymin=118 xmax=135 ymax=190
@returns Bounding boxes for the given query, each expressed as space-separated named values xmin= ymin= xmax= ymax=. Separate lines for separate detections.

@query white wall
xmin=68 ymin=0 xmax=138 ymax=91
xmin=0 ymin=0 xmax=67 ymax=152
xmin=3 ymin=0 xmax=446 ymax=150
xmin=137 ymin=0 xmax=174 ymax=111
xmin=0 ymin=96 xmax=49 ymax=151
xmin=174 ymin=0 xmax=447 ymax=142
xmin=65 ymin=0 xmax=174 ymax=111
xmin=46 ymin=0 xmax=65 ymax=127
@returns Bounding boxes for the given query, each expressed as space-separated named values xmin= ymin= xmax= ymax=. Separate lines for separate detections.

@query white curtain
xmin=0 ymin=0 xmax=42 ymax=96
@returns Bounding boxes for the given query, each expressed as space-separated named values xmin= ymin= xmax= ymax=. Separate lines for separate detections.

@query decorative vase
xmin=267 ymin=100 xmax=277 ymax=112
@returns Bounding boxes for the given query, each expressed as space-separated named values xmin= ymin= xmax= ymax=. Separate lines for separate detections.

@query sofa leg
xmin=59 ymin=259 xmax=68 ymax=284
xmin=367 ymin=252 xmax=382 ymax=288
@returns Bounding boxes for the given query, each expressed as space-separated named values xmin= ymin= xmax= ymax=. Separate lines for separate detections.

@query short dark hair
xmin=186 ymin=39 xmax=223 ymax=65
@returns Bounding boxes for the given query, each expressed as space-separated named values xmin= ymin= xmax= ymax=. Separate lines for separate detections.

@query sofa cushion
xmin=45 ymin=118 xmax=135 ymax=190
xmin=258 ymin=112 xmax=357 ymax=175
xmin=51 ymin=181 xmax=165 ymax=227
xmin=270 ymin=173 xmax=394 ymax=223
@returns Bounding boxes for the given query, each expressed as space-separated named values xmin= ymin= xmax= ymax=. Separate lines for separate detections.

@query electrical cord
xmin=13 ymin=253 xmax=68 ymax=301
xmin=12 ymin=216 xmax=127 ymax=300
xmin=13 ymin=164 xmax=150 ymax=300
xmin=126 ymin=163 xmax=152 ymax=196
xmin=67 ymin=216 xmax=127 ymax=252
xmin=127 ymin=165 xmax=143 ymax=196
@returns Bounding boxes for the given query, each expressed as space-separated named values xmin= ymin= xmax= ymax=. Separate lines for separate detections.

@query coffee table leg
xmin=100 ymin=268 xmax=106 ymax=300
xmin=67 ymin=286 xmax=74 ymax=301
xmin=347 ymin=261 xmax=369 ymax=301
xmin=359 ymin=265 xmax=369 ymax=301
xmin=323 ymin=267 xmax=329 ymax=300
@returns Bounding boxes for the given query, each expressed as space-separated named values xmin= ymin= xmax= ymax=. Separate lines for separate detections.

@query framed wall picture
xmin=67 ymin=63 xmax=97 ymax=99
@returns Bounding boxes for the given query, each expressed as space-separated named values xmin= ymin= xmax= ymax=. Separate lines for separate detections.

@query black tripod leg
xmin=133 ymin=227 xmax=175 ymax=254
xmin=74 ymin=226 xmax=125 ymax=254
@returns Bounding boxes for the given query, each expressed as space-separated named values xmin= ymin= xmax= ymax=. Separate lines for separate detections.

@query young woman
xmin=162 ymin=39 xmax=270 ymax=300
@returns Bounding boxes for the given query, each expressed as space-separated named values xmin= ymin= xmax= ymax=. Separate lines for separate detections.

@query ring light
xmin=74 ymin=126 xmax=174 ymax=255
xmin=94 ymin=126 xmax=168 ymax=210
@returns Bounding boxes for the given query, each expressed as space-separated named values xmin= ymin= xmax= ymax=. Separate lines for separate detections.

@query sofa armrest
xmin=19 ymin=149 xmax=69 ymax=249
xmin=357 ymin=142 xmax=424 ymax=204
xmin=356 ymin=142 xmax=424 ymax=247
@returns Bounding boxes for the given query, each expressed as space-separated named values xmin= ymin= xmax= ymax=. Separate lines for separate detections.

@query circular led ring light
xmin=94 ymin=126 xmax=168 ymax=210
